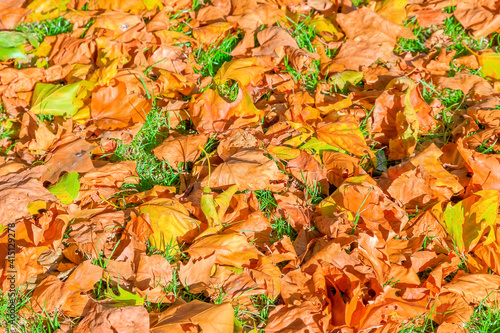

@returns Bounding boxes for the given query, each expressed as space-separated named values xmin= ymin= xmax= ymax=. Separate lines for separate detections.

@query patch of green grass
xmin=285 ymin=14 xmax=317 ymax=54
xmin=235 ymin=294 xmax=277 ymax=331
xmin=399 ymin=318 xmax=438 ymax=333
xmin=201 ymin=135 xmax=219 ymax=158
xmin=112 ymin=105 xmax=186 ymax=192
xmin=442 ymin=9 xmax=492 ymax=56
xmin=16 ymin=17 xmax=73 ymax=40
xmin=300 ymin=177 xmax=326 ymax=205
xmin=92 ymin=278 xmax=107 ymax=300
xmin=146 ymin=238 xmax=184 ymax=263
xmin=397 ymin=8 xmax=492 ymax=56
xmin=255 ymin=190 xmax=277 ymax=218
xmin=284 ymin=58 xmax=322 ymax=91
xmin=36 ymin=114 xmax=54 ymax=123
xmin=278 ymin=14 xmax=324 ymax=91
xmin=395 ymin=17 xmax=432 ymax=54
xmin=476 ymin=139 xmax=500 ymax=154
xmin=270 ymin=217 xmax=297 ymax=243
xmin=149 ymin=267 xmax=215 ymax=309
xmin=217 ymin=79 xmax=240 ymax=102
xmin=418 ymin=80 xmax=466 ymax=144
xmin=351 ymin=0 xmax=370 ymax=5
xmin=194 ymin=32 xmax=243 ymax=78
xmin=0 ymin=289 xmax=66 ymax=333
xmin=400 ymin=295 xmax=500 ymax=333
xmin=467 ymin=301 xmax=500 ymax=333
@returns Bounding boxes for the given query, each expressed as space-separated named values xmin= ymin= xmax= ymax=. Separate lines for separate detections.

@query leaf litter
xmin=2 ymin=0 xmax=500 ymax=333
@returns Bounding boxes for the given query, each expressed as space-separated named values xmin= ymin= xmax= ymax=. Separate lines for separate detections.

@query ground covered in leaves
xmin=2 ymin=0 xmax=500 ymax=332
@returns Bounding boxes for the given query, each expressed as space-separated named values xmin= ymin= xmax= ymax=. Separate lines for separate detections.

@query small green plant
xmin=194 ymin=32 xmax=243 ymax=78
xmin=466 ymin=298 xmax=500 ymax=333
xmin=475 ymin=138 xmax=500 ymax=154
xmin=112 ymin=105 xmax=184 ymax=192
xmin=0 ymin=103 xmax=13 ymax=141
xmin=270 ymin=217 xmax=297 ymax=243
xmin=284 ymin=14 xmax=317 ymax=54
xmin=255 ymin=190 xmax=278 ymax=218
xmin=442 ymin=14 xmax=491 ymax=56
xmin=0 ymin=288 xmax=65 ymax=333
xmin=395 ymin=17 xmax=431 ymax=54
xmin=418 ymin=80 xmax=466 ymax=144
xmin=234 ymin=294 xmax=277 ymax=332
xmin=283 ymin=57 xmax=322 ymax=91
xmin=146 ymin=238 xmax=182 ymax=263
xmin=16 ymin=17 xmax=73 ymax=40
xmin=217 ymin=79 xmax=240 ymax=102
xmin=299 ymin=175 xmax=326 ymax=205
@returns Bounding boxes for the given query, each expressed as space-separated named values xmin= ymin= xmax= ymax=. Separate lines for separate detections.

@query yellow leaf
xmin=139 ymin=198 xmax=201 ymax=255
xmin=266 ymin=145 xmax=302 ymax=160
xmin=27 ymin=201 xmax=47 ymax=215
xmin=431 ymin=190 xmax=499 ymax=252
xmin=25 ymin=0 xmax=71 ymax=22
xmin=373 ymin=0 xmax=408 ymax=25
xmin=316 ymin=115 xmax=371 ymax=157
xmin=214 ymin=57 xmax=268 ymax=86
xmin=478 ymin=52 xmax=500 ymax=80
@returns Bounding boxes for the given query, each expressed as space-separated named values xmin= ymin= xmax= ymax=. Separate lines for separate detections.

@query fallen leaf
xmin=151 ymin=301 xmax=234 ymax=333
xmin=152 ymin=134 xmax=208 ymax=170
xmin=139 ymin=198 xmax=202 ymax=255
xmin=431 ymin=190 xmax=499 ymax=252
xmin=202 ymin=148 xmax=287 ymax=191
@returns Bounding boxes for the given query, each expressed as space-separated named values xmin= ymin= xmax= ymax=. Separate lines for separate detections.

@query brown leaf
xmin=286 ymin=151 xmax=328 ymax=190
xmin=90 ymin=80 xmax=152 ymax=130
xmin=74 ymin=305 xmax=150 ymax=333
xmin=252 ymin=26 xmax=319 ymax=69
xmin=202 ymin=148 xmax=287 ymax=191
xmin=436 ymin=73 xmax=498 ymax=98
xmin=187 ymin=233 xmax=262 ymax=268
xmin=385 ymin=144 xmax=464 ymax=208
xmin=0 ymin=166 xmax=56 ymax=225
xmin=432 ymin=292 xmax=473 ymax=333
xmin=444 ymin=274 xmax=500 ymax=305
xmin=454 ymin=0 xmax=500 ymax=37
xmin=317 ymin=175 xmax=408 ymax=238
xmin=457 ymin=138 xmax=500 ymax=191
xmin=41 ymin=137 xmax=96 ymax=183
xmin=316 ymin=114 xmax=372 ymax=157
xmin=136 ymin=254 xmax=173 ymax=290
xmin=333 ymin=7 xmax=415 ymax=70
xmin=323 ymin=151 xmax=365 ymax=187
xmin=151 ymin=300 xmax=234 ymax=333
xmin=179 ymin=253 xmax=216 ymax=293
xmin=153 ymin=134 xmax=208 ymax=170
xmin=189 ymin=87 xmax=264 ymax=134
xmin=275 ymin=188 xmax=313 ymax=230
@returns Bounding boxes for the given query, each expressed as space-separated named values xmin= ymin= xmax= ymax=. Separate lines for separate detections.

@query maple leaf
xmin=431 ymin=190 xmax=499 ymax=253
xmin=138 ymin=198 xmax=202 ymax=255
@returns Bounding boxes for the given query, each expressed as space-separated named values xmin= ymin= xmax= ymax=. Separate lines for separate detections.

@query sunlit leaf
xmin=432 ymin=190 xmax=499 ymax=252
xmin=104 ymin=283 xmax=145 ymax=307
xmin=139 ymin=198 xmax=201 ymax=255
xmin=31 ymin=81 xmax=90 ymax=117
xmin=48 ymin=172 xmax=80 ymax=204
xmin=214 ymin=57 xmax=268 ymax=86
xmin=478 ymin=52 xmax=500 ymax=80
